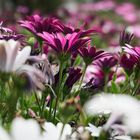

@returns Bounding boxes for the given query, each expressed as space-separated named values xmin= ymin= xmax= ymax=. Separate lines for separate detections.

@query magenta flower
xmin=0 ymin=21 xmax=13 ymax=33
xmin=94 ymin=54 xmax=118 ymax=72
xmin=62 ymin=24 xmax=98 ymax=36
xmin=79 ymin=1 xmax=115 ymax=12
xmin=0 ymin=21 xmax=23 ymax=41
xmin=38 ymin=32 xmax=90 ymax=57
xmin=17 ymin=6 xmax=29 ymax=15
xmin=0 ymin=34 xmax=23 ymax=41
xmin=123 ymin=44 xmax=140 ymax=65
xmin=115 ymin=3 xmax=137 ymax=23
xmin=65 ymin=67 xmax=82 ymax=89
xmin=120 ymin=54 xmax=136 ymax=71
xmin=84 ymin=65 xmax=104 ymax=90
xmin=19 ymin=15 xmax=64 ymax=35
xmin=127 ymin=25 xmax=140 ymax=38
xmin=78 ymin=45 xmax=106 ymax=65
xmin=119 ymin=30 xmax=133 ymax=46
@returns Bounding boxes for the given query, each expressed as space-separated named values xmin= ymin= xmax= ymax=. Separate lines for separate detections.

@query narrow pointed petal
xmin=13 ymin=46 xmax=31 ymax=71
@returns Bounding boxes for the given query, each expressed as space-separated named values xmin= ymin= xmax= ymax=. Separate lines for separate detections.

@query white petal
xmin=43 ymin=122 xmax=57 ymax=133
xmin=0 ymin=43 xmax=7 ymax=71
xmin=0 ymin=127 xmax=11 ymax=140
xmin=43 ymin=122 xmax=59 ymax=140
xmin=11 ymin=118 xmax=41 ymax=140
xmin=86 ymin=123 xmax=102 ymax=137
xmin=5 ymin=40 xmax=19 ymax=71
xmin=13 ymin=46 xmax=31 ymax=71
xmin=57 ymin=123 xmax=72 ymax=140
xmin=43 ymin=122 xmax=72 ymax=140
xmin=114 ymin=135 xmax=131 ymax=140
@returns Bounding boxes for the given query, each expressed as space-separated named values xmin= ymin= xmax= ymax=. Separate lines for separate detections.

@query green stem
xmin=38 ymin=39 xmax=43 ymax=54
xmin=48 ymin=96 xmax=53 ymax=121
xmin=132 ymin=81 xmax=140 ymax=95
xmin=79 ymin=108 xmax=87 ymax=125
xmin=75 ymin=65 xmax=87 ymax=96
xmin=104 ymin=73 xmax=109 ymax=93
xmin=34 ymin=92 xmax=42 ymax=117
xmin=53 ymin=61 xmax=64 ymax=122
xmin=8 ymin=88 xmax=19 ymax=121
xmin=41 ymin=93 xmax=46 ymax=118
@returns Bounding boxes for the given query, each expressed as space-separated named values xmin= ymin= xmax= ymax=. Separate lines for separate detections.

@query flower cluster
xmin=0 ymin=0 xmax=140 ymax=140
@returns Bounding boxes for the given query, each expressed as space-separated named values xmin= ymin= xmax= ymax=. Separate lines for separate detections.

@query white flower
xmin=0 ymin=39 xmax=31 ymax=72
xmin=84 ymin=94 xmax=140 ymax=134
xmin=0 ymin=40 xmax=49 ymax=91
xmin=43 ymin=122 xmax=72 ymax=140
xmin=0 ymin=127 xmax=10 ymax=140
xmin=11 ymin=118 xmax=42 ymax=140
xmin=85 ymin=123 xmax=131 ymax=140
xmin=114 ymin=135 xmax=131 ymax=140
xmin=85 ymin=123 xmax=102 ymax=137
xmin=0 ymin=118 xmax=43 ymax=140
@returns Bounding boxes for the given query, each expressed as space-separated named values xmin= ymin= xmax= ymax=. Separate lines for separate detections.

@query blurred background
xmin=1 ymin=0 xmax=140 ymax=44
xmin=0 ymin=0 xmax=140 ymax=15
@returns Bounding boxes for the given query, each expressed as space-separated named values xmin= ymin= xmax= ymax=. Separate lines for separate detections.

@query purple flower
xmin=38 ymin=32 xmax=90 ymax=57
xmin=0 ymin=22 xmax=23 ymax=41
xmin=19 ymin=15 xmax=64 ymax=36
xmin=80 ymin=1 xmax=115 ymax=12
xmin=115 ymin=3 xmax=137 ymax=23
xmin=0 ymin=34 xmax=24 ymax=41
xmin=84 ymin=65 xmax=104 ymax=90
xmin=123 ymin=44 xmax=140 ymax=65
xmin=0 ymin=21 xmax=13 ymax=33
xmin=94 ymin=54 xmax=118 ymax=72
xmin=62 ymin=24 xmax=98 ymax=36
xmin=78 ymin=45 xmax=106 ymax=65
xmin=119 ymin=30 xmax=133 ymax=46
xmin=127 ymin=25 xmax=140 ymax=38
xmin=65 ymin=67 xmax=82 ymax=89
xmin=17 ymin=6 xmax=29 ymax=14
xmin=120 ymin=54 xmax=136 ymax=71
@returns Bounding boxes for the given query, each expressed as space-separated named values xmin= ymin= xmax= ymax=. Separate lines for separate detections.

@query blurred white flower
xmin=71 ymin=126 xmax=90 ymax=140
xmin=85 ymin=123 xmax=102 ymax=137
xmin=43 ymin=122 xmax=72 ymax=140
xmin=0 ymin=40 xmax=51 ymax=91
xmin=11 ymin=118 xmax=42 ymax=140
xmin=114 ymin=135 xmax=131 ymax=140
xmin=0 ymin=118 xmax=43 ymax=140
xmin=0 ymin=127 xmax=10 ymax=140
xmin=85 ymin=123 xmax=131 ymax=140
xmin=0 ymin=39 xmax=31 ymax=72
xmin=84 ymin=94 xmax=140 ymax=134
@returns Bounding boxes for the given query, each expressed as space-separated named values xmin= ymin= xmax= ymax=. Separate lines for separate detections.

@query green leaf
xmin=111 ymin=81 xmax=120 ymax=93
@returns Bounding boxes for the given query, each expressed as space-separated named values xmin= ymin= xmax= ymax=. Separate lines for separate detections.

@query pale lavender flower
xmin=27 ymin=54 xmax=55 ymax=85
